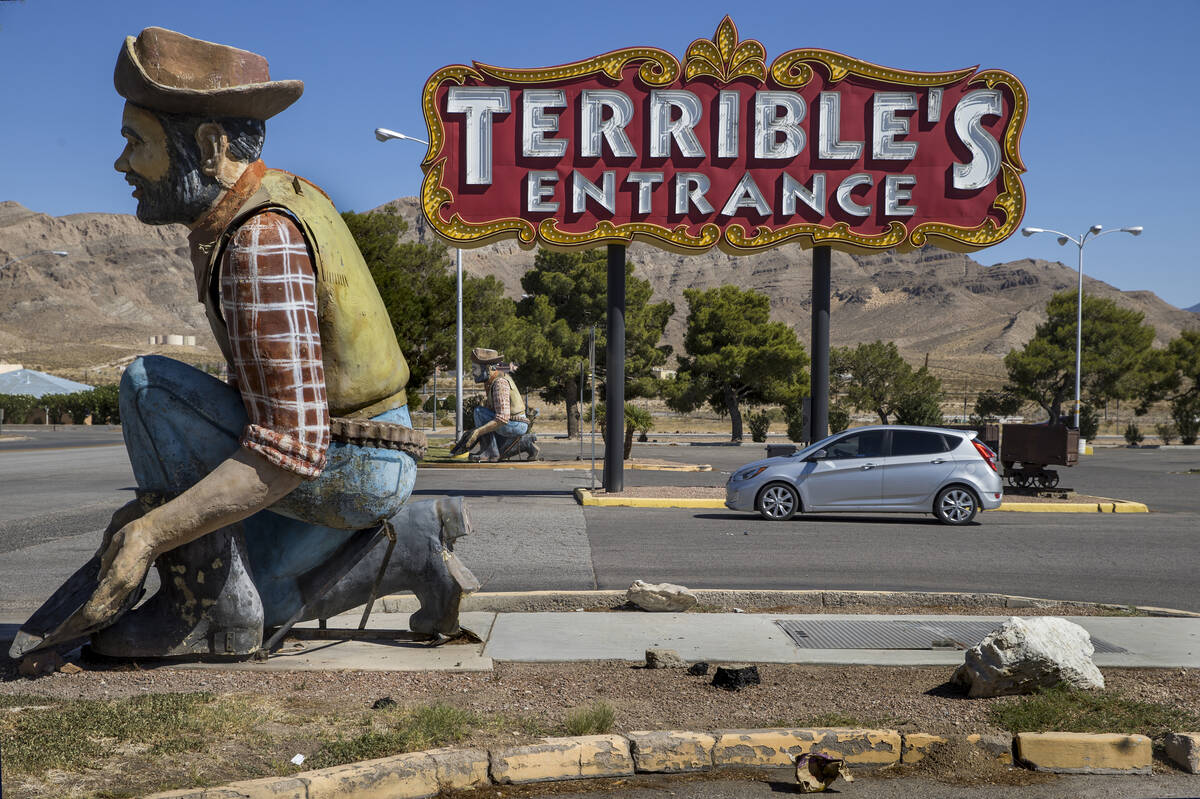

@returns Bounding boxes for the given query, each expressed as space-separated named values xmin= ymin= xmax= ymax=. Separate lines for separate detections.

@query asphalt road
xmin=1 ymin=428 xmax=1197 ymax=615
xmin=540 ymin=773 xmax=1200 ymax=799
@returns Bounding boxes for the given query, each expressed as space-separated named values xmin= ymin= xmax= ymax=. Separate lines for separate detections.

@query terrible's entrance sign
xmin=420 ymin=18 xmax=1026 ymax=255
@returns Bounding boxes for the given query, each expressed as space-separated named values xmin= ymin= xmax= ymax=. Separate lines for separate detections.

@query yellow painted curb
xmin=628 ymin=730 xmax=716 ymax=773
xmin=490 ymin=734 xmax=634 ymax=784
xmin=995 ymin=499 xmax=1149 ymax=513
xmin=901 ymin=733 xmax=947 ymax=764
xmin=575 ymin=489 xmax=1149 ymax=513
xmin=1016 ymin=731 xmax=1152 ymax=774
xmin=424 ymin=461 xmax=710 ymax=471
xmin=712 ymin=728 xmax=901 ymax=767
xmin=145 ymin=726 xmax=1196 ymax=797
xmin=575 ymin=488 xmax=725 ymax=508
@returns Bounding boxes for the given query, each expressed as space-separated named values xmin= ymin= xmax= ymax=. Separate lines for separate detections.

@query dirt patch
xmin=1 ymin=660 xmax=1195 ymax=798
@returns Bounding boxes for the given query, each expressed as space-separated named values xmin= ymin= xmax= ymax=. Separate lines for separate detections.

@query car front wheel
xmin=934 ymin=486 xmax=979 ymax=525
xmin=758 ymin=482 xmax=799 ymax=521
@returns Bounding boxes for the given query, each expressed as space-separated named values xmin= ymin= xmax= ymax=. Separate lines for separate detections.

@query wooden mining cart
xmin=953 ymin=423 xmax=1079 ymax=489
xmin=995 ymin=424 xmax=1079 ymax=489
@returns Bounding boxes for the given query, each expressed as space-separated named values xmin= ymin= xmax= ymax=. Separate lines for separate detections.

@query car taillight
xmin=972 ymin=440 xmax=998 ymax=473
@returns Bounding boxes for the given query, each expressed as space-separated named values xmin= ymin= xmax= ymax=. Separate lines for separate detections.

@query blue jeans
xmin=472 ymin=406 xmax=529 ymax=459
xmin=119 ymin=356 xmax=416 ymax=626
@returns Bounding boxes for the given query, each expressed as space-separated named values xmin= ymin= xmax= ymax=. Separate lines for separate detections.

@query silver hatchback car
xmin=725 ymin=425 xmax=1003 ymax=525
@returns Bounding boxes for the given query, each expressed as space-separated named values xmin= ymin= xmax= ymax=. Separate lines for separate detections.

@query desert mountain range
xmin=1 ymin=198 xmax=1196 ymax=394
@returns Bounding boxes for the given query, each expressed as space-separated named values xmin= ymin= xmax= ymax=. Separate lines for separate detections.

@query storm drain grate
xmin=775 ymin=619 xmax=1126 ymax=653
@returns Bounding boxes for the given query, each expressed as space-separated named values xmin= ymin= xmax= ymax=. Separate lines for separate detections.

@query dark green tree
xmin=343 ymin=208 xmax=520 ymax=408
xmin=972 ymin=389 xmax=1023 ymax=423
xmin=1164 ymin=330 xmax=1200 ymax=444
xmin=512 ymin=248 xmax=673 ymax=437
xmin=831 ymin=341 xmax=944 ymax=425
xmin=666 ymin=285 xmax=808 ymax=442
xmin=1003 ymin=291 xmax=1163 ymax=423
xmin=342 ymin=208 xmax=454 ymax=406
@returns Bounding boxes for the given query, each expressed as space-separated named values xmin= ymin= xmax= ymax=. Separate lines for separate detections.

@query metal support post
xmin=811 ymin=246 xmax=831 ymax=442
xmin=603 ymin=244 xmax=625 ymax=493
xmin=455 ymin=248 xmax=463 ymax=437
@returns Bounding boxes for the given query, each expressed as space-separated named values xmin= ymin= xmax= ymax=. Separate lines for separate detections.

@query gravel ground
xmin=3 ymin=658 xmax=1195 ymax=740
xmin=3 ymin=655 xmax=1196 ymax=797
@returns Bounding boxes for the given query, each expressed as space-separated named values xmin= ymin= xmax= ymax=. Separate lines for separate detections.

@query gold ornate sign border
xmin=419 ymin=17 xmax=1027 ymax=255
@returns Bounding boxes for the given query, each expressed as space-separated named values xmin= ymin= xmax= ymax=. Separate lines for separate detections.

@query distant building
xmin=148 ymin=334 xmax=198 ymax=346
xmin=0 ymin=367 xmax=92 ymax=398
xmin=651 ymin=367 xmax=677 ymax=380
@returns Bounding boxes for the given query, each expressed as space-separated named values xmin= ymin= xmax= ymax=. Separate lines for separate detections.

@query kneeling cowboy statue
xmin=10 ymin=27 xmax=478 ymax=662
xmin=451 ymin=348 xmax=540 ymax=462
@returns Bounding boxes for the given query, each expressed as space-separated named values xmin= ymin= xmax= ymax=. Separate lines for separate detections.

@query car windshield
xmin=789 ymin=430 xmax=871 ymax=458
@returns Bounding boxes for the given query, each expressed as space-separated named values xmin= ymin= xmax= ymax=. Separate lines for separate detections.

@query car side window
xmin=891 ymin=430 xmax=949 ymax=456
xmin=826 ymin=430 xmax=885 ymax=458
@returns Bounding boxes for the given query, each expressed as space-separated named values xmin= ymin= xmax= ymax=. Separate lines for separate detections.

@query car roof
xmin=834 ymin=424 xmax=969 ymax=434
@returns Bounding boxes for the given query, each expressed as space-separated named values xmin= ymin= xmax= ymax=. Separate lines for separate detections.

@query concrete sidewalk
xmin=9 ymin=608 xmax=1190 ymax=673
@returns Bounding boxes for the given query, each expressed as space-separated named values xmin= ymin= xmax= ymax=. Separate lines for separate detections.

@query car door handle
xmin=930 ymin=458 xmax=947 ymax=464
xmin=860 ymin=463 xmax=876 ymax=470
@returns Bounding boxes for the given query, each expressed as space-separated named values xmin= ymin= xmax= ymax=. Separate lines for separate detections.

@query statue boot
xmin=89 ymin=523 xmax=263 ymax=658
xmin=300 ymin=496 xmax=479 ymax=636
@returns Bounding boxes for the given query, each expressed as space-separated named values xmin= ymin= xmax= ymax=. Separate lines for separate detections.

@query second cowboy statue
xmin=451 ymin=348 xmax=540 ymax=462
xmin=10 ymin=28 xmax=478 ymax=661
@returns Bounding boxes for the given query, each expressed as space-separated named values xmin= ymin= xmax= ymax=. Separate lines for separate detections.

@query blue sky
xmin=2 ymin=0 xmax=1198 ymax=307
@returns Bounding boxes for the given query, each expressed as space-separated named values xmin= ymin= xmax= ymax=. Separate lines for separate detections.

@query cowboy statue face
xmin=115 ymin=103 xmax=264 ymax=225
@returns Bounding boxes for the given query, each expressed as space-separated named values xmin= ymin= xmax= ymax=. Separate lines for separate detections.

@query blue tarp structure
xmin=0 ymin=368 xmax=93 ymax=398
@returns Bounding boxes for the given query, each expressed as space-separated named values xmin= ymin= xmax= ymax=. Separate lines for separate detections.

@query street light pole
xmin=374 ymin=127 xmax=465 ymax=436
xmin=1 ymin=249 xmax=69 ymax=271
xmin=1021 ymin=224 xmax=1143 ymax=438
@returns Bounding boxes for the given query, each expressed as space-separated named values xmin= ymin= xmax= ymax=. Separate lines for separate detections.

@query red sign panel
xmin=419 ymin=18 xmax=1026 ymax=255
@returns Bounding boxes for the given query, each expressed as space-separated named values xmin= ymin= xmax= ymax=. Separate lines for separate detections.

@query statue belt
xmin=330 ymin=417 xmax=428 ymax=460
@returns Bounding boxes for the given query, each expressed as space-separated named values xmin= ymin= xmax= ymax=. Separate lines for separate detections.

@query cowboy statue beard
xmin=131 ymin=133 xmax=222 ymax=226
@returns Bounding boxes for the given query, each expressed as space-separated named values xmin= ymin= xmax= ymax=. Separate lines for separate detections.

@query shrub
xmin=1123 ymin=422 xmax=1144 ymax=446
xmin=829 ymin=403 xmax=851 ymax=434
xmin=747 ymin=410 xmax=771 ymax=442
xmin=1078 ymin=405 xmax=1100 ymax=439
xmin=1171 ymin=395 xmax=1200 ymax=445
xmin=564 ymin=702 xmax=615 ymax=736
xmin=1155 ymin=422 xmax=1177 ymax=446
xmin=0 ymin=393 xmax=39 ymax=424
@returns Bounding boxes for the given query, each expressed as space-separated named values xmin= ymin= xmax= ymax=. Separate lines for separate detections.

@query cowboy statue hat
xmin=469 ymin=347 xmax=506 ymax=367
xmin=114 ymin=27 xmax=303 ymax=119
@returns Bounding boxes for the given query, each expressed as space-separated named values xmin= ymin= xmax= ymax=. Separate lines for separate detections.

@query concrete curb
xmin=374 ymin=588 xmax=1200 ymax=618
xmin=143 ymin=727 xmax=1197 ymax=797
xmin=1016 ymin=731 xmax=1152 ymax=774
xmin=424 ymin=461 xmax=711 ymax=471
xmin=574 ymin=488 xmax=1149 ymax=513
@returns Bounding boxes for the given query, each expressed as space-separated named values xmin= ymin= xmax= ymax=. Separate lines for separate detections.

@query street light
xmin=1 ymin=249 xmax=68 ymax=271
xmin=374 ymin=127 xmax=465 ymax=437
xmin=1021 ymin=224 xmax=1143 ymax=445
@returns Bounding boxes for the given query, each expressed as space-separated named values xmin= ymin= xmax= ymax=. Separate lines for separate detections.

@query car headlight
xmin=733 ymin=466 xmax=768 ymax=482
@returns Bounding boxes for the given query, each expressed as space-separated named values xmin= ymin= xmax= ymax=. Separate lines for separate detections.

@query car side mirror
xmin=805 ymin=449 xmax=827 ymax=462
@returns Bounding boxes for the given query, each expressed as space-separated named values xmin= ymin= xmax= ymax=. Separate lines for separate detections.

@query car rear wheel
xmin=934 ymin=486 xmax=978 ymax=525
xmin=758 ymin=483 xmax=799 ymax=521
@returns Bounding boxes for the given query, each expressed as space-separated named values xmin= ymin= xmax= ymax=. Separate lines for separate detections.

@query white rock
xmin=952 ymin=616 xmax=1105 ymax=698
xmin=627 ymin=580 xmax=698 ymax=612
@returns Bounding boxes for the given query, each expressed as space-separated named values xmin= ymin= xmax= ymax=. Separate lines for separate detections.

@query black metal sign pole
xmin=604 ymin=244 xmax=626 ymax=493
xmin=811 ymin=245 xmax=831 ymax=442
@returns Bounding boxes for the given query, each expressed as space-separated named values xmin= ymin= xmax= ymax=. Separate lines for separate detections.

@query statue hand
xmin=96 ymin=499 xmax=147 ymax=558
xmin=81 ymin=518 xmax=158 ymax=625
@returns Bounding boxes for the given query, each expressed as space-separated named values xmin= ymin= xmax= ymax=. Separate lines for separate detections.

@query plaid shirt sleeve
xmin=220 ymin=210 xmax=329 ymax=478
xmin=489 ymin=375 xmax=510 ymax=424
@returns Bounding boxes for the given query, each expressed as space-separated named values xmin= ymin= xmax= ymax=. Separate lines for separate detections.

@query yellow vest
xmin=201 ymin=169 xmax=409 ymax=418
xmin=504 ymin=374 xmax=526 ymax=417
